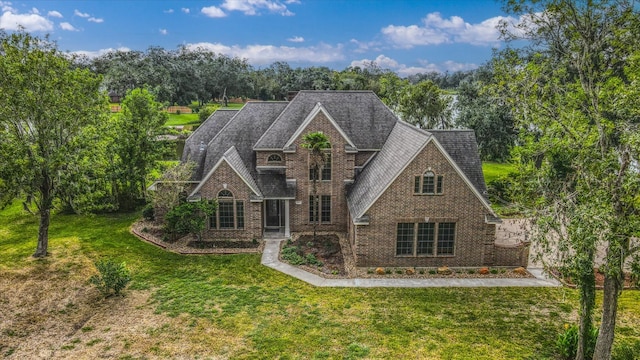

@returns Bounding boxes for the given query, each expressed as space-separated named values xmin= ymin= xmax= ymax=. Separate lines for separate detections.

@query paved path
xmin=261 ymin=239 xmax=561 ymax=288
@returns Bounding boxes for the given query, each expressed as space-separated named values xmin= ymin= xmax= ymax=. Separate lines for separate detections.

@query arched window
xmin=414 ymin=170 xmax=443 ymax=195
xmin=267 ymin=154 xmax=282 ymax=162
xmin=210 ymin=190 xmax=244 ymax=229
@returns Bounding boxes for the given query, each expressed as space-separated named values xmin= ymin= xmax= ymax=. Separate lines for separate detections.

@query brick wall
xmin=286 ymin=112 xmax=355 ymax=233
xmin=494 ymin=242 xmax=530 ymax=267
xmin=198 ymin=161 xmax=262 ymax=240
xmin=353 ymin=141 xmax=494 ymax=267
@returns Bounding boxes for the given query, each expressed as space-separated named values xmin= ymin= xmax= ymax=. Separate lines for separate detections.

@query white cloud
xmin=159 ymin=28 xmax=168 ymax=35
xmin=185 ymin=42 xmax=344 ymax=65
xmin=59 ymin=22 xmax=78 ymax=31
xmin=74 ymin=9 xmax=89 ymax=18
xmin=382 ymin=12 xmax=522 ymax=48
xmin=350 ymin=54 xmax=477 ymax=76
xmin=0 ymin=2 xmax=16 ymax=12
xmin=349 ymin=38 xmax=382 ymax=54
xmin=88 ymin=17 xmax=103 ymax=23
xmin=287 ymin=36 xmax=304 ymax=43
xmin=220 ymin=0 xmax=295 ymax=16
xmin=181 ymin=8 xmax=190 ymax=14
xmin=201 ymin=6 xmax=226 ymax=18
xmin=71 ymin=47 xmax=131 ymax=59
xmin=31 ymin=7 xmax=39 ymax=14
xmin=0 ymin=11 xmax=53 ymax=31
xmin=164 ymin=9 xmax=174 ymax=14
xmin=47 ymin=10 xmax=63 ymax=18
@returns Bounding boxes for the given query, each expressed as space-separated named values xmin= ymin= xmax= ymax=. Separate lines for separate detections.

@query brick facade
xmin=285 ymin=112 xmax=354 ymax=233
xmin=198 ymin=161 xmax=262 ymax=240
xmin=351 ymin=141 xmax=496 ymax=267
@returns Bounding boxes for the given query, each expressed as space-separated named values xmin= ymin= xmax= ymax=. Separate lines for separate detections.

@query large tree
xmin=0 ymin=31 xmax=107 ymax=257
xmin=110 ymin=88 xmax=167 ymax=209
xmin=496 ymin=1 xmax=640 ymax=359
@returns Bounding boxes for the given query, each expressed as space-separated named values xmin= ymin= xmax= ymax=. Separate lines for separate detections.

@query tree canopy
xmin=0 ymin=30 xmax=108 ymax=257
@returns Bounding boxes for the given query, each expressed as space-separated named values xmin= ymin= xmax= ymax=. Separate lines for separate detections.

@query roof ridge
xmin=395 ymin=119 xmax=433 ymax=137
xmin=253 ymin=96 xmax=297 ymax=150
xmin=182 ymin=109 xmax=238 ymax=145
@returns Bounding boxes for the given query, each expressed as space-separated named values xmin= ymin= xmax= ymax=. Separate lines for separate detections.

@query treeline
xmin=79 ymin=46 xmax=473 ymax=104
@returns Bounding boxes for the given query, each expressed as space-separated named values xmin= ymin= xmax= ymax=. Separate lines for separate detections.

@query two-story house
xmin=174 ymin=91 xmax=504 ymax=267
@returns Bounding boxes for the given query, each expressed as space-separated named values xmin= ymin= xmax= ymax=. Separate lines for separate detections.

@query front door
xmin=265 ymin=200 xmax=284 ymax=230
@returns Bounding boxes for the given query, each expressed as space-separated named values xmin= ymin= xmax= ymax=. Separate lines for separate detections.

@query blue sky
xmin=0 ymin=0 xmax=523 ymax=75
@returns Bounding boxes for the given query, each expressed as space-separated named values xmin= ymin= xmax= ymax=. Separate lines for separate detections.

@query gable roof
xmin=190 ymin=146 xmax=262 ymax=197
xmin=283 ymin=102 xmax=356 ymax=149
xmin=182 ymin=109 xmax=238 ymax=180
xmin=428 ymin=130 xmax=489 ymax=202
xmin=347 ymin=121 xmax=431 ymax=220
xmin=347 ymin=121 xmax=496 ymax=221
xmin=254 ymin=91 xmax=397 ymax=150
xmin=198 ymin=102 xmax=287 ymax=184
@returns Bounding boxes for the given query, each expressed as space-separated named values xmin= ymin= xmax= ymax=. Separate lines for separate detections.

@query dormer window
xmin=267 ymin=154 xmax=282 ymax=163
xmin=414 ymin=171 xmax=443 ymax=195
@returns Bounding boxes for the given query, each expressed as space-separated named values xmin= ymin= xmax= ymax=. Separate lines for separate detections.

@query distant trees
xmin=0 ymin=31 xmax=108 ymax=257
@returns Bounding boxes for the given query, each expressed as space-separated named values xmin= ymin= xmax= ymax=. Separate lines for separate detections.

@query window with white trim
xmin=396 ymin=222 xmax=455 ymax=256
xmin=267 ymin=154 xmax=282 ymax=163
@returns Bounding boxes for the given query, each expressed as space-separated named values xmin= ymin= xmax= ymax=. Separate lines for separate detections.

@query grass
xmin=482 ymin=161 xmax=517 ymax=184
xmin=1 ymin=201 xmax=639 ymax=359
xmin=165 ymin=113 xmax=199 ymax=126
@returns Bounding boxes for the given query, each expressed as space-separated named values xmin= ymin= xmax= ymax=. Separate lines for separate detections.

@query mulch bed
xmin=187 ymin=240 xmax=260 ymax=249
xmin=283 ymin=234 xmax=347 ymax=276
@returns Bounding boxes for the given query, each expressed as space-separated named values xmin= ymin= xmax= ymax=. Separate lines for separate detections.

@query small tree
xmin=198 ymin=104 xmax=220 ymax=122
xmin=301 ymin=132 xmax=331 ymax=239
xmin=150 ymin=161 xmax=196 ymax=222
xmin=164 ymin=200 xmax=217 ymax=241
xmin=89 ymin=259 xmax=131 ymax=297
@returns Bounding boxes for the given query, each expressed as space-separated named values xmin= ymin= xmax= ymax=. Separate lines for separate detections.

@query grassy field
xmin=164 ymin=104 xmax=245 ymax=127
xmin=482 ymin=162 xmax=517 ymax=184
xmin=1 ymin=202 xmax=639 ymax=359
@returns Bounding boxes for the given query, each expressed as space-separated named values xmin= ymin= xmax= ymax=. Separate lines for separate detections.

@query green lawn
xmin=165 ymin=113 xmax=200 ymax=126
xmin=1 ymin=202 xmax=639 ymax=359
xmin=482 ymin=162 xmax=517 ymax=184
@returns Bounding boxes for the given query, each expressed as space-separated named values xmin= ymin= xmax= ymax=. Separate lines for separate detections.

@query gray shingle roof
xmin=199 ymin=102 xmax=288 ymax=185
xmin=182 ymin=109 xmax=238 ymax=180
xmin=347 ymin=121 xmax=431 ymax=219
xmin=257 ymin=172 xmax=296 ymax=198
xmin=220 ymin=146 xmax=262 ymax=196
xmin=254 ymin=91 xmax=398 ymax=150
xmin=429 ymin=130 xmax=489 ymax=201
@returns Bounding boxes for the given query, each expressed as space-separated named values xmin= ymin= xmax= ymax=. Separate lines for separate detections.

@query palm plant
xmin=301 ymin=132 xmax=331 ymax=239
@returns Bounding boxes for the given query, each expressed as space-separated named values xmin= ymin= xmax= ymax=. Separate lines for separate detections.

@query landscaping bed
xmin=549 ymin=268 xmax=638 ymax=289
xmin=280 ymin=234 xmax=348 ymax=276
xmin=187 ymin=240 xmax=260 ymax=249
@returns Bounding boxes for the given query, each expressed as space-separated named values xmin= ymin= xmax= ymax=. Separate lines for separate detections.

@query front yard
xmin=1 ymin=201 xmax=640 ymax=359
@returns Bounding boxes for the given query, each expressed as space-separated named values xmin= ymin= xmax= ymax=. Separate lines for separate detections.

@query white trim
xmin=283 ymin=102 xmax=357 ymax=149
xmin=352 ymin=135 xmax=497 ymax=220
xmin=190 ymin=153 xmax=262 ymax=198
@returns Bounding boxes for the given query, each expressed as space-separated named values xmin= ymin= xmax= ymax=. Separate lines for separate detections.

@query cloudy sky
xmin=0 ymin=0 xmax=523 ymax=75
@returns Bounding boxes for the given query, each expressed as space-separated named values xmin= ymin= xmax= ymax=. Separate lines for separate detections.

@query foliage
xmin=149 ymin=161 xmax=197 ymax=218
xmin=281 ymin=246 xmax=305 ymax=265
xmin=0 ymin=30 xmax=108 ymax=257
xmin=110 ymin=88 xmax=168 ymax=209
xmin=301 ymin=132 xmax=331 ymax=238
xmin=89 ymin=259 xmax=132 ymax=297
xmin=497 ymin=1 xmax=640 ymax=358
xmin=164 ymin=200 xmax=217 ymax=241
xmin=198 ymin=104 xmax=220 ymax=122
xmin=456 ymin=64 xmax=517 ymax=161
xmin=612 ymin=339 xmax=640 ymax=360
xmin=556 ymin=324 xmax=598 ymax=360
xmin=142 ymin=205 xmax=155 ymax=221
xmin=398 ymin=80 xmax=453 ymax=129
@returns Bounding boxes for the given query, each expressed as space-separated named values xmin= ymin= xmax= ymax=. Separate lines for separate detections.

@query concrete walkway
xmin=261 ymin=239 xmax=561 ymax=288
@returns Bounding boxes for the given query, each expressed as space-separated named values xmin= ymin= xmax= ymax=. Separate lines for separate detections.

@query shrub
xmin=281 ymin=246 xmax=305 ymax=265
xmin=490 ymin=269 xmax=499 ymax=274
xmin=556 ymin=324 xmax=598 ymax=360
xmin=305 ymin=253 xmax=323 ymax=266
xmin=89 ymin=259 xmax=131 ymax=297
xmin=613 ymin=339 xmax=640 ymax=360
xmin=142 ymin=205 xmax=155 ymax=221
xmin=199 ymin=104 xmax=220 ymax=122
xmin=175 ymin=109 xmax=181 ymax=115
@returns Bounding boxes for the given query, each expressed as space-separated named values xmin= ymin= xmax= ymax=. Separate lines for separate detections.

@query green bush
xmin=613 ymin=339 xmax=640 ymax=360
xmin=305 ymin=253 xmax=323 ymax=267
xmin=556 ymin=324 xmax=598 ymax=360
xmin=281 ymin=246 xmax=305 ymax=265
xmin=142 ymin=205 xmax=155 ymax=221
xmin=89 ymin=259 xmax=131 ymax=297
xmin=199 ymin=104 xmax=220 ymax=122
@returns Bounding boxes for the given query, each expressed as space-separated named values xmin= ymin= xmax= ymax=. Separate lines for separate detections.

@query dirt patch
xmin=0 ymin=255 xmax=245 ymax=359
xmin=549 ymin=268 xmax=638 ymax=289
xmin=281 ymin=234 xmax=347 ymax=276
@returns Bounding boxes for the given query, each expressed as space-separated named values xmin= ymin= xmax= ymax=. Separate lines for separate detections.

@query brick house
xmin=168 ymin=91 xmax=506 ymax=267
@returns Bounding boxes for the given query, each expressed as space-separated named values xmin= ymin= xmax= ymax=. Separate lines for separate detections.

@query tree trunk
xmin=593 ymin=273 xmax=622 ymax=360
xmin=576 ymin=253 xmax=596 ymax=360
xmin=33 ymin=207 xmax=50 ymax=258
xmin=312 ymin=165 xmax=318 ymax=240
